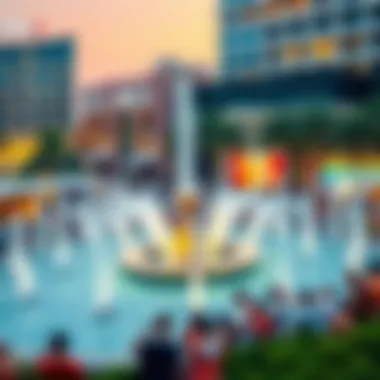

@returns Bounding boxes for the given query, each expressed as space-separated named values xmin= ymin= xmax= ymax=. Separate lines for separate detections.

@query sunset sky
xmin=0 ymin=0 xmax=217 ymax=85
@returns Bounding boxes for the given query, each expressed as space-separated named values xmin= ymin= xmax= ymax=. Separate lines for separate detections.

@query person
xmin=233 ymin=292 xmax=253 ymax=342
xmin=329 ymin=272 xmax=370 ymax=333
xmin=317 ymin=287 xmax=341 ymax=332
xmin=0 ymin=343 xmax=16 ymax=380
xmin=136 ymin=314 xmax=180 ymax=380
xmin=331 ymin=310 xmax=354 ymax=334
xmin=345 ymin=271 xmax=374 ymax=322
xmin=233 ymin=292 xmax=275 ymax=341
xmin=266 ymin=286 xmax=294 ymax=336
xmin=292 ymin=291 xmax=322 ymax=333
xmin=365 ymin=263 xmax=380 ymax=315
xmin=184 ymin=315 xmax=225 ymax=380
xmin=36 ymin=332 xmax=85 ymax=380
xmin=250 ymin=303 xmax=276 ymax=340
xmin=214 ymin=317 xmax=237 ymax=349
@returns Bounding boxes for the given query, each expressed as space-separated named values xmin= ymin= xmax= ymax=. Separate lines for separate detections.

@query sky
xmin=0 ymin=0 xmax=217 ymax=85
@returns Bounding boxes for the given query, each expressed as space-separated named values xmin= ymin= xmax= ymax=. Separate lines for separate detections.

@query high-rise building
xmin=0 ymin=36 xmax=75 ymax=132
xmin=221 ymin=0 xmax=380 ymax=79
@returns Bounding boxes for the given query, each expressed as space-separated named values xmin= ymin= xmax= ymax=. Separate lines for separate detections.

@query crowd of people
xmin=0 ymin=332 xmax=84 ymax=380
xmin=135 ymin=265 xmax=380 ymax=380
xmin=1 ymin=265 xmax=380 ymax=380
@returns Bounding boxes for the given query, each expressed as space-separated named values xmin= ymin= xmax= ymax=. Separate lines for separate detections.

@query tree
xmin=355 ymin=97 xmax=380 ymax=149
xmin=23 ymin=129 xmax=80 ymax=175
xmin=198 ymin=110 xmax=245 ymax=180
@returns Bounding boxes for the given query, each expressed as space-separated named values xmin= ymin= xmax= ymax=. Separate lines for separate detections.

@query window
xmin=266 ymin=46 xmax=281 ymax=64
xmin=372 ymin=31 xmax=380 ymax=48
xmin=241 ymin=4 xmax=263 ymax=23
xmin=315 ymin=12 xmax=332 ymax=32
xmin=283 ymin=43 xmax=308 ymax=62
xmin=312 ymin=38 xmax=337 ymax=60
xmin=313 ymin=0 xmax=329 ymax=7
xmin=223 ymin=8 xmax=240 ymax=26
xmin=341 ymin=34 xmax=364 ymax=55
xmin=288 ymin=17 xmax=308 ymax=36
xmin=374 ymin=3 xmax=380 ymax=20
xmin=343 ymin=0 xmax=360 ymax=6
xmin=342 ymin=7 xmax=361 ymax=28
xmin=264 ymin=23 xmax=281 ymax=41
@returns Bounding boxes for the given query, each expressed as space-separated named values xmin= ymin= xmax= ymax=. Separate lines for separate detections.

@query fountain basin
xmin=123 ymin=244 xmax=258 ymax=280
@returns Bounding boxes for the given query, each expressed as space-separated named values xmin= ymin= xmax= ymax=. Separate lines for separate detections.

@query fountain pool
xmin=0 ymin=205 xmax=350 ymax=364
xmin=0 ymin=178 xmax=376 ymax=364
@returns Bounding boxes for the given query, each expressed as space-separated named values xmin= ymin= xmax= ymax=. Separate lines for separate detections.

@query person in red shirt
xmin=36 ymin=332 xmax=85 ymax=380
xmin=234 ymin=292 xmax=275 ymax=341
xmin=184 ymin=316 xmax=225 ymax=380
xmin=250 ymin=305 xmax=276 ymax=340
xmin=365 ymin=264 xmax=380 ymax=316
xmin=0 ymin=343 xmax=16 ymax=380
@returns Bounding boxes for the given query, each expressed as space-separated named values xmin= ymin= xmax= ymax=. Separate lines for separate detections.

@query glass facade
xmin=220 ymin=0 xmax=380 ymax=79
xmin=0 ymin=37 xmax=74 ymax=131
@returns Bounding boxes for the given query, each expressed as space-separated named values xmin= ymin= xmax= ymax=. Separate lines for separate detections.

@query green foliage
xmin=200 ymin=97 xmax=380 ymax=160
xmin=198 ymin=111 xmax=245 ymax=177
xmin=226 ymin=321 xmax=380 ymax=380
xmin=119 ymin=114 xmax=132 ymax=153
xmin=14 ymin=321 xmax=380 ymax=379
xmin=22 ymin=129 xmax=80 ymax=175
xmin=263 ymin=96 xmax=380 ymax=151
xmin=89 ymin=366 xmax=136 ymax=380
xmin=17 ymin=363 xmax=137 ymax=380
xmin=200 ymin=111 xmax=245 ymax=150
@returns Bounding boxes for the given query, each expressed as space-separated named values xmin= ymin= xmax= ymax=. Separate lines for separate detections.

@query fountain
xmin=0 ymin=107 xmax=374 ymax=362
xmin=246 ymin=196 xmax=270 ymax=251
xmin=346 ymin=196 xmax=367 ymax=272
xmin=94 ymin=255 xmax=116 ymax=317
xmin=54 ymin=199 xmax=71 ymax=268
xmin=80 ymin=200 xmax=118 ymax=316
xmin=107 ymin=194 xmax=130 ymax=262
xmin=124 ymin=65 xmax=258 ymax=284
xmin=301 ymin=196 xmax=318 ymax=257
xmin=8 ymin=219 xmax=36 ymax=299
xmin=274 ymin=194 xmax=290 ymax=241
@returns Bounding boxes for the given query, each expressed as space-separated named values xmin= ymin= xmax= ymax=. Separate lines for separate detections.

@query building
xmin=221 ymin=0 xmax=380 ymax=79
xmin=199 ymin=0 xmax=380 ymax=119
xmin=77 ymin=60 xmax=211 ymax=183
xmin=0 ymin=35 xmax=75 ymax=132
xmin=80 ymin=78 xmax=152 ymax=120
xmin=78 ymin=73 xmax=164 ymax=180
xmin=194 ymin=0 xmax=380 ymax=187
